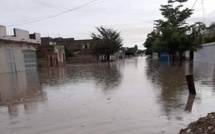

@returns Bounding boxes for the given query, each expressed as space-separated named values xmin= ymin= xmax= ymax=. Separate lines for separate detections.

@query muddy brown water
xmin=1 ymin=57 xmax=215 ymax=134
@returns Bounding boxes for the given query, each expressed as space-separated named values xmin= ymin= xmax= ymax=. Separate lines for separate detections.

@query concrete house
xmin=37 ymin=37 xmax=66 ymax=68
xmin=66 ymin=39 xmax=96 ymax=63
xmin=40 ymin=37 xmax=96 ymax=63
xmin=0 ymin=25 xmax=40 ymax=74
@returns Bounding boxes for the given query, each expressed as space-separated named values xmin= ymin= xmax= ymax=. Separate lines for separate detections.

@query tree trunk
xmin=169 ymin=53 xmax=172 ymax=61
xmin=189 ymin=50 xmax=194 ymax=61
xmin=171 ymin=53 xmax=175 ymax=66
xmin=179 ymin=52 xmax=183 ymax=66
xmin=106 ymin=54 xmax=110 ymax=61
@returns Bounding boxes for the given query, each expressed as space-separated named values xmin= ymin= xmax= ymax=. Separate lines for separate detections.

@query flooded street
xmin=1 ymin=56 xmax=215 ymax=134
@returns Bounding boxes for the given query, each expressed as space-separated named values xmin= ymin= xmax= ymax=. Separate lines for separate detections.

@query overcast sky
xmin=1 ymin=0 xmax=215 ymax=49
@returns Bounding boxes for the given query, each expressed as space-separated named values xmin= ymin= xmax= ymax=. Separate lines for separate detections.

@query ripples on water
xmin=0 ymin=57 xmax=215 ymax=134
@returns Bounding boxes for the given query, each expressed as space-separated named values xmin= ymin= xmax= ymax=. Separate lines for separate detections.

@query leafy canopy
xmin=144 ymin=0 xmax=205 ymax=55
xmin=91 ymin=26 xmax=123 ymax=60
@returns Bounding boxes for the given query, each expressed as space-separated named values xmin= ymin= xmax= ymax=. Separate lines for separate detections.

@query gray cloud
xmin=1 ymin=0 xmax=215 ymax=47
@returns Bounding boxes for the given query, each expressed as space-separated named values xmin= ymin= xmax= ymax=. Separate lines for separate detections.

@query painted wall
xmin=0 ymin=46 xmax=8 ymax=73
xmin=0 ymin=25 xmax=40 ymax=44
xmin=0 ymin=44 xmax=37 ymax=73
xmin=185 ymin=51 xmax=190 ymax=59
xmin=0 ymin=25 xmax=40 ymax=73
xmin=194 ymin=42 xmax=215 ymax=64
xmin=0 ymin=72 xmax=27 ymax=102
xmin=37 ymin=45 xmax=65 ymax=67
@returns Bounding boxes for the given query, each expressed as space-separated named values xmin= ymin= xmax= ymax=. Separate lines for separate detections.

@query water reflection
xmin=193 ymin=62 xmax=215 ymax=86
xmin=92 ymin=63 xmax=121 ymax=91
xmin=8 ymin=104 xmax=18 ymax=117
xmin=145 ymin=59 xmax=188 ymax=118
xmin=185 ymin=95 xmax=196 ymax=112
xmin=67 ymin=62 xmax=122 ymax=91
xmin=38 ymin=67 xmax=67 ymax=85
xmin=0 ymin=70 xmax=46 ymax=117
xmin=1 ymin=57 xmax=215 ymax=134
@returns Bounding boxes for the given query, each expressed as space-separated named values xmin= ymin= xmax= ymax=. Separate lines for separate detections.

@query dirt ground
xmin=179 ymin=113 xmax=215 ymax=134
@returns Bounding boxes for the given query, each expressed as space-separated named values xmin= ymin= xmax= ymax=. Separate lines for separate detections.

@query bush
xmin=204 ymin=36 xmax=215 ymax=43
xmin=65 ymin=46 xmax=74 ymax=58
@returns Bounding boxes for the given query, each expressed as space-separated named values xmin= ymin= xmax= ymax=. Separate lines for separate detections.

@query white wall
xmin=0 ymin=25 xmax=7 ymax=38
xmin=185 ymin=51 xmax=190 ymax=60
xmin=194 ymin=42 xmax=215 ymax=64
xmin=0 ymin=24 xmax=40 ymax=74
xmin=14 ymin=28 xmax=29 ymax=41
xmin=0 ymin=46 xmax=8 ymax=73
xmin=0 ymin=43 xmax=37 ymax=73
xmin=0 ymin=71 xmax=28 ymax=102
xmin=0 ymin=25 xmax=41 ymax=44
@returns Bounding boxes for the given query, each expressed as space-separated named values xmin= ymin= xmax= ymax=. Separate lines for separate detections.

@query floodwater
xmin=1 ymin=57 xmax=215 ymax=134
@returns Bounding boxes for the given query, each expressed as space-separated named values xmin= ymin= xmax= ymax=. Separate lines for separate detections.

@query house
xmin=43 ymin=37 xmax=93 ymax=53
xmin=37 ymin=37 xmax=66 ymax=68
xmin=41 ymin=37 xmax=96 ymax=63
xmin=39 ymin=37 xmax=125 ymax=63
xmin=0 ymin=25 xmax=40 ymax=74
xmin=66 ymin=39 xmax=97 ymax=63
xmin=99 ymin=48 xmax=125 ymax=61
xmin=124 ymin=45 xmax=138 ymax=56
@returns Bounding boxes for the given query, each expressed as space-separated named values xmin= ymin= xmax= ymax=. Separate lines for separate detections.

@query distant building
xmin=204 ymin=24 xmax=215 ymax=36
xmin=65 ymin=39 xmax=96 ymax=63
xmin=99 ymin=48 xmax=125 ymax=61
xmin=37 ymin=37 xmax=66 ymax=68
xmin=39 ymin=37 xmax=125 ymax=63
xmin=124 ymin=45 xmax=138 ymax=56
xmin=40 ymin=37 xmax=96 ymax=63
xmin=42 ymin=37 xmax=93 ymax=53
xmin=0 ymin=25 xmax=40 ymax=74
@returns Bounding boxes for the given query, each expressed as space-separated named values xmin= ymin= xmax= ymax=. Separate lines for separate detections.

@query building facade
xmin=193 ymin=42 xmax=215 ymax=64
xmin=37 ymin=37 xmax=66 ymax=68
xmin=0 ymin=25 xmax=40 ymax=74
xmin=40 ymin=37 xmax=96 ymax=63
xmin=39 ymin=37 xmax=125 ymax=63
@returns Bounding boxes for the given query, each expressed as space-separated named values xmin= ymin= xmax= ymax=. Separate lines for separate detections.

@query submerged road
xmin=0 ymin=56 xmax=215 ymax=134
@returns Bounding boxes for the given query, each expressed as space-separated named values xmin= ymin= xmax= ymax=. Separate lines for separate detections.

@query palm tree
xmin=91 ymin=26 xmax=123 ymax=61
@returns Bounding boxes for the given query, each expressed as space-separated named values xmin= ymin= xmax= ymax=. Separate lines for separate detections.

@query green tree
xmin=208 ymin=22 xmax=215 ymax=30
xmin=144 ymin=0 xmax=205 ymax=65
xmin=144 ymin=30 xmax=161 ymax=55
xmin=204 ymin=23 xmax=215 ymax=43
xmin=65 ymin=45 xmax=74 ymax=58
xmin=91 ymin=26 xmax=123 ymax=61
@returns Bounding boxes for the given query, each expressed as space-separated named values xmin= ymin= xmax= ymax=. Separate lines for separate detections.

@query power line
xmin=192 ymin=0 xmax=198 ymax=9
xmin=207 ymin=10 xmax=215 ymax=17
xmin=201 ymin=0 xmax=205 ymax=23
xmin=6 ymin=0 xmax=104 ymax=27
xmin=4 ymin=14 xmax=53 ymax=25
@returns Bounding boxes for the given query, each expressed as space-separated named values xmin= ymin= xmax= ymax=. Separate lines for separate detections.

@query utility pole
xmin=202 ymin=0 xmax=206 ymax=24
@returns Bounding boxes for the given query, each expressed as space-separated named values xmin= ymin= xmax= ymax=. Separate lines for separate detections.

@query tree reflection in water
xmin=67 ymin=62 xmax=122 ymax=92
xmin=92 ymin=62 xmax=122 ymax=92
xmin=145 ymin=58 xmax=188 ymax=119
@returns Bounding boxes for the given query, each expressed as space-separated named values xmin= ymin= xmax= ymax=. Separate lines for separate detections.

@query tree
xmin=125 ymin=45 xmax=138 ymax=56
xmin=144 ymin=30 xmax=161 ymax=55
xmin=91 ymin=26 xmax=123 ymax=61
xmin=65 ymin=45 xmax=74 ymax=58
xmin=144 ymin=0 xmax=205 ymax=65
xmin=208 ymin=22 xmax=215 ymax=30
xmin=204 ymin=23 xmax=215 ymax=42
